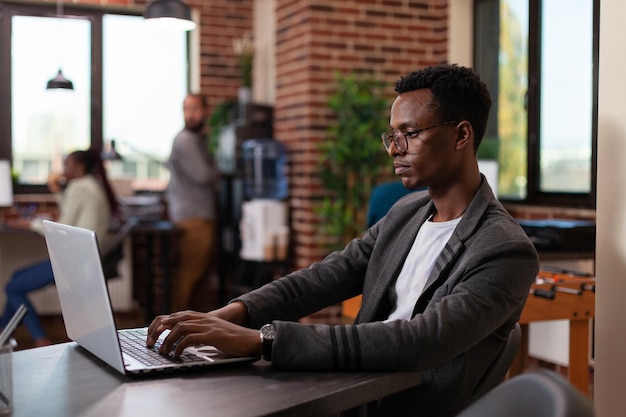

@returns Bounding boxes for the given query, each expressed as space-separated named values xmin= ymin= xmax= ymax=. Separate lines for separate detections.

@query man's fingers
xmin=147 ymin=312 xmax=207 ymax=346
xmin=173 ymin=333 xmax=205 ymax=357
xmin=159 ymin=320 xmax=219 ymax=355
xmin=146 ymin=315 xmax=170 ymax=346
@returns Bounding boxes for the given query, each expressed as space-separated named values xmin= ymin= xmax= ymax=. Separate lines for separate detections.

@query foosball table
xmin=509 ymin=267 xmax=595 ymax=395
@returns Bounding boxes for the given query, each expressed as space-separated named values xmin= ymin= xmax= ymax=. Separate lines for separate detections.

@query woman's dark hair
xmin=67 ymin=148 xmax=121 ymax=220
xmin=394 ymin=63 xmax=492 ymax=151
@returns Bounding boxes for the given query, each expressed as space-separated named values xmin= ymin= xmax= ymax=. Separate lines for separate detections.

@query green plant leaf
xmin=207 ymin=100 xmax=237 ymax=154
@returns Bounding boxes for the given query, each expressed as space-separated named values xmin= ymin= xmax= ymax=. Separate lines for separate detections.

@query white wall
xmin=595 ymin=0 xmax=626 ymax=415
xmin=253 ymin=0 xmax=276 ymax=105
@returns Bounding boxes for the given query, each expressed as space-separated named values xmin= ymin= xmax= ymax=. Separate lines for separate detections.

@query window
xmin=474 ymin=0 xmax=598 ymax=207
xmin=11 ymin=15 xmax=91 ymax=184
xmin=538 ymin=1 xmax=594 ymax=194
xmin=103 ymin=14 xmax=188 ymax=191
xmin=0 ymin=3 xmax=189 ymax=192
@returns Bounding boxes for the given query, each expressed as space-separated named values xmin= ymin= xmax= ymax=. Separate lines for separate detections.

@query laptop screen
xmin=43 ymin=220 xmax=127 ymax=373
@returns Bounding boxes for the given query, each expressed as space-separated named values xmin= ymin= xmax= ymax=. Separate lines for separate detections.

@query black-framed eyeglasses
xmin=381 ymin=121 xmax=459 ymax=153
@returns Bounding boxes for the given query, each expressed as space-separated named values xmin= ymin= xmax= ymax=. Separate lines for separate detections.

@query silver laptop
xmin=42 ymin=220 xmax=259 ymax=376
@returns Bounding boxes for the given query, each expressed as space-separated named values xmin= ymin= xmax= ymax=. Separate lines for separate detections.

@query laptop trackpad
xmin=186 ymin=345 xmax=239 ymax=361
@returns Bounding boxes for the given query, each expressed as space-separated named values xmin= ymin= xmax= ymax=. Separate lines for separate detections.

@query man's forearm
xmin=214 ymin=301 xmax=251 ymax=327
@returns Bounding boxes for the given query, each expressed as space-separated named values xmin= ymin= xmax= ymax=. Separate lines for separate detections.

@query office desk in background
xmin=12 ymin=343 xmax=421 ymax=417
xmin=0 ymin=226 xmax=49 ymax=312
xmin=129 ymin=220 xmax=182 ymax=322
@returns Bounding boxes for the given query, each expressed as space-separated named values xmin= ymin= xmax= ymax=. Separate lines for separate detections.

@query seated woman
xmin=0 ymin=148 xmax=119 ymax=347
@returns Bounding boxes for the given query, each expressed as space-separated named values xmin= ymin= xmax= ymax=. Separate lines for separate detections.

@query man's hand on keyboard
xmin=146 ymin=309 xmax=261 ymax=358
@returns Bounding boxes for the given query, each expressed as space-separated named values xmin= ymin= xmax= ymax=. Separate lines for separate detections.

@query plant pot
xmin=238 ymin=87 xmax=252 ymax=104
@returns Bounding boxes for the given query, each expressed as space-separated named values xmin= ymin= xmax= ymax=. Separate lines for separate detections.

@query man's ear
xmin=455 ymin=121 xmax=473 ymax=151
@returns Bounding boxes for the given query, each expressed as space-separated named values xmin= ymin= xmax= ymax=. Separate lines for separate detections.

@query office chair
xmin=100 ymin=218 xmax=138 ymax=280
xmin=470 ymin=322 xmax=522 ymax=402
xmin=366 ymin=181 xmax=418 ymax=227
xmin=457 ymin=369 xmax=595 ymax=417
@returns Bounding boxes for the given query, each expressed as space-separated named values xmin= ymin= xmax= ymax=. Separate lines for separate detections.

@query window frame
xmin=473 ymin=0 xmax=599 ymax=208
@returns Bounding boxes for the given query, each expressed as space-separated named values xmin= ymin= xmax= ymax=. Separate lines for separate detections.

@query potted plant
xmin=233 ymin=32 xmax=254 ymax=103
xmin=316 ymin=72 xmax=390 ymax=250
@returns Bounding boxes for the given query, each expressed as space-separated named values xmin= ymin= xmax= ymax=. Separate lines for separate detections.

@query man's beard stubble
xmin=185 ymin=121 xmax=204 ymax=133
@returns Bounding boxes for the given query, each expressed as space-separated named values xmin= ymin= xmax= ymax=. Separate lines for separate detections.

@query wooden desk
xmin=12 ymin=343 xmax=421 ymax=417
xmin=510 ymin=271 xmax=595 ymax=395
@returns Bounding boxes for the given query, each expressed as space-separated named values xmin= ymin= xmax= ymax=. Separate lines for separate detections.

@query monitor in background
xmin=478 ymin=159 xmax=498 ymax=198
xmin=0 ymin=160 xmax=13 ymax=208
xmin=0 ymin=160 xmax=13 ymax=225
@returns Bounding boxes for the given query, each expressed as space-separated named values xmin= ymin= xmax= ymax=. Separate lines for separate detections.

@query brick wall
xmin=504 ymin=203 xmax=596 ymax=222
xmin=273 ymin=0 xmax=450 ymax=268
xmin=187 ymin=0 xmax=254 ymax=110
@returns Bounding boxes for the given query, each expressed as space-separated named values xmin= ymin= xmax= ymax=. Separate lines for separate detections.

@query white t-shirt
xmin=385 ymin=216 xmax=462 ymax=322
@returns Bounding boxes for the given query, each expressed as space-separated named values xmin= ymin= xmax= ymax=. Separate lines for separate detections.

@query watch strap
xmin=260 ymin=324 xmax=275 ymax=361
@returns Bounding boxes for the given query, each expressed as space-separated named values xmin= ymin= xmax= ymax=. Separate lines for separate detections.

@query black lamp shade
xmin=144 ymin=0 xmax=196 ymax=31
xmin=46 ymin=69 xmax=74 ymax=90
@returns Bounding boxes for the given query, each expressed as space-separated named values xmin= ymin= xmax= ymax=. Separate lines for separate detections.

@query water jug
xmin=241 ymin=138 xmax=288 ymax=200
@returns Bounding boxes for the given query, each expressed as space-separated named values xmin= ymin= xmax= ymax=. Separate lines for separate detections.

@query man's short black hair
xmin=395 ymin=64 xmax=492 ymax=151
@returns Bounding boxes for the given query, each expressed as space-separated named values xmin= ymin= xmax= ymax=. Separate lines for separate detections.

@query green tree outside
xmin=497 ymin=0 xmax=528 ymax=199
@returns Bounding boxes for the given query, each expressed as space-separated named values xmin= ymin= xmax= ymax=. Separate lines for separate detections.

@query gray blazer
xmin=236 ymin=177 xmax=539 ymax=416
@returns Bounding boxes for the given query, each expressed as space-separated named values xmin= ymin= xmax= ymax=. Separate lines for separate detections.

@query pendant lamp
xmin=47 ymin=69 xmax=74 ymax=90
xmin=46 ymin=0 xmax=74 ymax=90
xmin=144 ymin=0 xmax=196 ymax=31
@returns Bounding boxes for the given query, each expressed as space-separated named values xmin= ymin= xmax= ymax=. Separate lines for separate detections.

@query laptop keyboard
xmin=118 ymin=328 xmax=204 ymax=367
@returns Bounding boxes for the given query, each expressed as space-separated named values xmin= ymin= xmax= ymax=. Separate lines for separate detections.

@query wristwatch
xmin=259 ymin=323 xmax=276 ymax=361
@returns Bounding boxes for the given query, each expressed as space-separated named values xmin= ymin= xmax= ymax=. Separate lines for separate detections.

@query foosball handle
xmin=532 ymin=288 xmax=556 ymax=300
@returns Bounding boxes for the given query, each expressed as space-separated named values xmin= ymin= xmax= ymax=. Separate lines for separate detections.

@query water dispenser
xmin=241 ymin=138 xmax=288 ymax=201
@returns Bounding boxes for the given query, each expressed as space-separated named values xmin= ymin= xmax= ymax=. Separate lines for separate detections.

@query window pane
xmin=12 ymin=16 xmax=91 ymax=184
xmin=497 ymin=0 xmax=529 ymax=199
xmin=539 ymin=0 xmax=593 ymax=193
xmin=103 ymin=14 xmax=188 ymax=191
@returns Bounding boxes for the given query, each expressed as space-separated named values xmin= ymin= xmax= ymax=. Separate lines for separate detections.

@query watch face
xmin=261 ymin=324 xmax=276 ymax=340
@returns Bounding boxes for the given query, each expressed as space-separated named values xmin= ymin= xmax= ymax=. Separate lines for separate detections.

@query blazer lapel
xmin=411 ymin=231 xmax=465 ymax=317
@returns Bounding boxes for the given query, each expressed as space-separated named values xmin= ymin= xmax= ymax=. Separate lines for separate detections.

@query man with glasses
xmin=147 ymin=64 xmax=539 ymax=417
